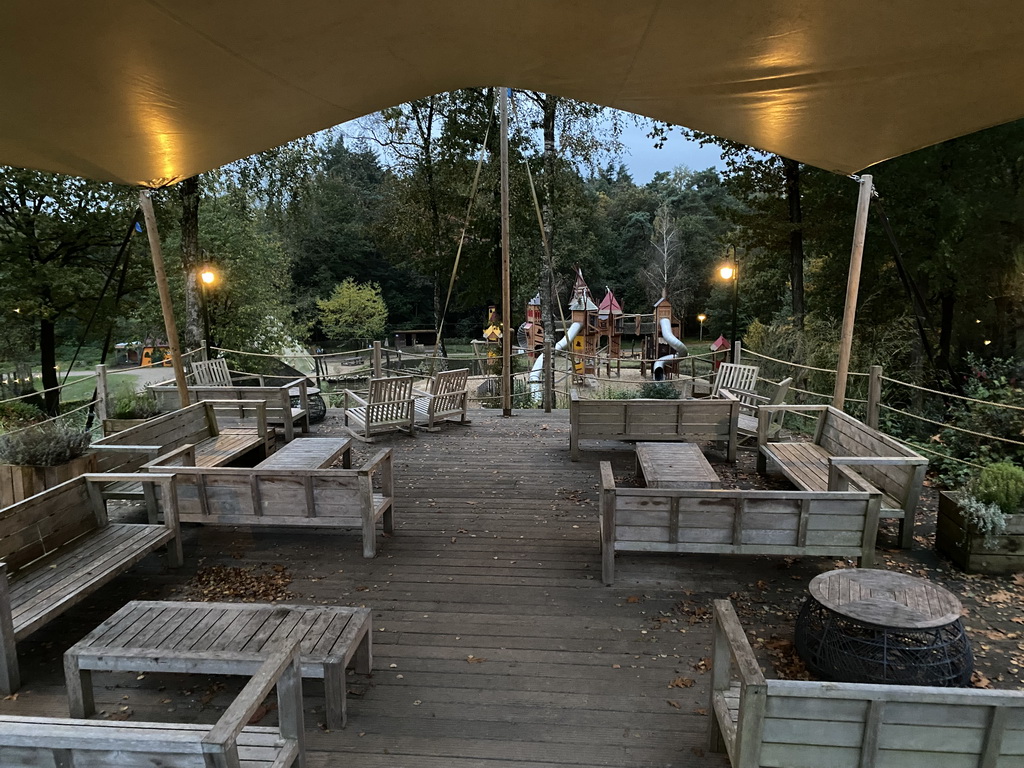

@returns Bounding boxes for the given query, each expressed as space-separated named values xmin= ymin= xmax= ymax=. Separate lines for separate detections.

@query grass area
xmin=57 ymin=370 xmax=149 ymax=403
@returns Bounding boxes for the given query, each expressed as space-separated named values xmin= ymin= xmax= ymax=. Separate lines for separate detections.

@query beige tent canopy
xmin=2 ymin=1 xmax=1024 ymax=186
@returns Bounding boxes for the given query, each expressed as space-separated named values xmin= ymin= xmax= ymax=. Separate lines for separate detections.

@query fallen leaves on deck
xmin=185 ymin=563 xmax=295 ymax=602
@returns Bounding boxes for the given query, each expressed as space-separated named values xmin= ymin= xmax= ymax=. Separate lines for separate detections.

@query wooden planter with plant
xmin=936 ymin=461 xmax=1024 ymax=574
xmin=0 ymin=422 xmax=96 ymax=507
xmin=102 ymin=386 xmax=161 ymax=435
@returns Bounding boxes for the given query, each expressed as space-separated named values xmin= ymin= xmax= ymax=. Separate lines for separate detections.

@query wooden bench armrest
xmin=91 ymin=443 xmax=162 ymax=456
xmin=712 ymin=600 xmax=766 ymax=688
xmin=829 ymin=455 xmax=928 ymax=467
xmin=359 ymin=448 xmax=393 ymax=475
xmin=827 ymin=464 xmax=882 ymax=495
xmin=143 ymin=443 xmax=197 ymax=468
xmin=84 ymin=472 xmax=181 ymax=534
xmin=343 ymin=389 xmax=369 ymax=408
xmin=203 ymin=637 xmax=304 ymax=753
xmin=599 ymin=461 xmax=617 ymax=492
xmin=411 ymin=387 xmax=432 ymax=398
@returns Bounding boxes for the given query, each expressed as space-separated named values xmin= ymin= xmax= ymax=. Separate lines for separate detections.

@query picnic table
xmin=255 ymin=436 xmax=352 ymax=470
xmin=635 ymin=442 xmax=721 ymax=489
xmin=65 ymin=600 xmax=372 ymax=729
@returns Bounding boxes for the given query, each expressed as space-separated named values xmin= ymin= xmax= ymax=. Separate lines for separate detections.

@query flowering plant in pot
xmin=936 ymin=461 xmax=1024 ymax=574
xmin=0 ymin=421 xmax=96 ymax=506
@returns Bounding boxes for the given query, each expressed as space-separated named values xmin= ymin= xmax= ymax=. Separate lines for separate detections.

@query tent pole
xmin=500 ymin=87 xmax=512 ymax=416
xmin=139 ymin=189 xmax=191 ymax=407
xmin=832 ymin=174 xmax=873 ymax=411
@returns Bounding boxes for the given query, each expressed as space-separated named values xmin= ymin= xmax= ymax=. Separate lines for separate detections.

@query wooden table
xmin=635 ymin=442 xmax=720 ymax=489
xmin=796 ymin=568 xmax=973 ymax=686
xmin=255 ymin=436 xmax=351 ymax=469
xmin=290 ymin=385 xmax=328 ymax=424
xmin=65 ymin=600 xmax=372 ymax=729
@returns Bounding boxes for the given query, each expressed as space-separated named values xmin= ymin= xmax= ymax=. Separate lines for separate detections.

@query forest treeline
xmin=2 ymin=88 xmax=1023 ymax=400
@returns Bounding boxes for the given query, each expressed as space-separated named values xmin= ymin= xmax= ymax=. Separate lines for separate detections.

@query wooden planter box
xmin=0 ymin=452 xmax=98 ymax=507
xmin=102 ymin=417 xmax=151 ymax=436
xmin=936 ymin=490 xmax=1024 ymax=574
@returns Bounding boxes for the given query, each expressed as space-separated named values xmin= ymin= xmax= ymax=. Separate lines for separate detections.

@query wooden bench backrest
xmin=818 ymin=407 xmax=925 ymax=502
xmin=0 ymin=477 xmax=99 ymax=573
xmin=761 ymin=681 xmax=1024 ymax=768
xmin=170 ymin=467 xmax=371 ymax=521
xmin=711 ymin=363 xmax=759 ymax=397
xmin=430 ymin=368 xmax=469 ymax=412
xmin=93 ymin=403 xmax=214 ymax=472
xmin=366 ymin=376 xmax=414 ymax=423
xmin=574 ymin=397 xmax=736 ymax=441
xmin=190 ymin=358 xmax=233 ymax=386
xmin=151 ymin=384 xmax=291 ymax=420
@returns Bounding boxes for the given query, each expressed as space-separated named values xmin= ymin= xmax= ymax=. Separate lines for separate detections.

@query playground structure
xmin=526 ymin=268 xmax=688 ymax=392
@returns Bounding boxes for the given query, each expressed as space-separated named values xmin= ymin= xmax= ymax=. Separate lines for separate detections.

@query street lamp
xmin=718 ymin=247 xmax=739 ymax=362
xmin=697 ymin=313 xmax=707 ymax=341
xmin=199 ymin=268 xmax=217 ymax=355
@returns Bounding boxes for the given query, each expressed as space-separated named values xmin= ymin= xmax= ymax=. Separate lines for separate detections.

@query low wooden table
xmin=255 ymin=436 xmax=351 ymax=469
xmin=795 ymin=569 xmax=973 ymax=686
xmin=65 ymin=600 xmax=372 ymax=729
xmin=635 ymin=442 xmax=720 ymax=489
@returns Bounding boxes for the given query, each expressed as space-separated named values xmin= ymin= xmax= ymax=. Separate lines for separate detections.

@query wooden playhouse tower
xmin=642 ymin=294 xmax=683 ymax=379
xmin=568 ymin=268 xmax=599 ymax=375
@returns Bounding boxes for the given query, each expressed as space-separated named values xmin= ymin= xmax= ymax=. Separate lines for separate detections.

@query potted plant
xmin=936 ymin=461 xmax=1024 ymax=574
xmin=0 ymin=421 xmax=96 ymax=506
xmin=103 ymin=385 xmax=161 ymax=435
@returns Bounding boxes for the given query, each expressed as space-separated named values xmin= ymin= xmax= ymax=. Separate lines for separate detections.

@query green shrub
xmin=0 ymin=401 xmax=46 ymax=430
xmin=109 ymin=386 xmax=161 ymax=420
xmin=0 ymin=422 xmax=91 ymax=466
xmin=638 ymin=382 xmax=680 ymax=400
xmin=972 ymin=462 xmax=1024 ymax=515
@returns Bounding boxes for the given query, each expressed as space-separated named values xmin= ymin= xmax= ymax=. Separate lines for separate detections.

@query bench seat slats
xmin=8 ymin=524 xmax=173 ymax=639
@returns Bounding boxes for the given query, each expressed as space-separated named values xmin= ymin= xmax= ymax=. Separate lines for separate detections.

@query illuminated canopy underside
xmin=2 ymin=1 xmax=1023 ymax=186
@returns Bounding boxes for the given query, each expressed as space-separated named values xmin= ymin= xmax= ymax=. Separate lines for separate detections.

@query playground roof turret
xmin=598 ymin=289 xmax=623 ymax=317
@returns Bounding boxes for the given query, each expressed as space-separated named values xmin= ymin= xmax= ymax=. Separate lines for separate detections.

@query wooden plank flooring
xmin=0 ymin=409 xmax=776 ymax=768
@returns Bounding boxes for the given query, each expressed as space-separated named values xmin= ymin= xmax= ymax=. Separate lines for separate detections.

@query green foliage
xmin=317 ymin=280 xmax=388 ymax=345
xmin=596 ymin=386 xmax=640 ymax=400
xmin=0 ymin=401 xmax=46 ymax=430
xmin=929 ymin=356 xmax=1024 ymax=482
xmin=0 ymin=422 xmax=91 ymax=466
xmin=638 ymin=382 xmax=681 ymax=399
xmin=109 ymin=386 xmax=160 ymax=420
xmin=972 ymin=462 xmax=1024 ymax=515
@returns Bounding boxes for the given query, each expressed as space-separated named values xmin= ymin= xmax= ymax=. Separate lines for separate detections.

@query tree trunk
xmin=39 ymin=315 xmax=59 ymax=416
xmin=782 ymin=158 xmax=805 ymax=330
xmin=938 ymin=290 xmax=956 ymax=367
xmin=541 ymin=95 xmax=558 ymax=341
xmin=179 ymin=175 xmax=202 ymax=351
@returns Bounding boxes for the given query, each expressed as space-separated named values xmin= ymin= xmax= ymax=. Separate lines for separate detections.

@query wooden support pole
xmin=543 ymin=338 xmax=553 ymax=412
xmin=500 ymin=86 xmax=512 ymax=416
xmin=95 ymin=363 xmax=108 ymax=422
xmin=866 ymin=364 xmax=882 ymax=429
xmin=833 ymin=175 xmax=873 ymax=411
xmin=139 ymin=190 xmax=190 ymax=408
xmin=372 ymin=341 xmax=382 ymax=378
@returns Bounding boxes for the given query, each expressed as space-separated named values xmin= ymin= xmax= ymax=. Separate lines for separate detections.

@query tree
xmin=0 ymin=168 xmax=137 ymax=414
xmin=317 ymin=279 xmax=387 ymax=346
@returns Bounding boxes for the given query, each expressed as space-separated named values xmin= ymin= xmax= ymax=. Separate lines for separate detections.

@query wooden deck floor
xmin=1 ymin=410 xmax=769 ymax=768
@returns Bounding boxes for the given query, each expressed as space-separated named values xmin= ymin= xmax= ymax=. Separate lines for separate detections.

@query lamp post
xmin=697 ymin=313 xmax=707 ymax=342
xmin=199 ymin=268 xmax=217 ymax=356
xmin=718 ymin=246 xmax=739 ymax=362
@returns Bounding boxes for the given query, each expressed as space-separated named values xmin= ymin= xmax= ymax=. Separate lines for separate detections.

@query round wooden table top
xmin=808 ymin=568 xmax=963 ymax=629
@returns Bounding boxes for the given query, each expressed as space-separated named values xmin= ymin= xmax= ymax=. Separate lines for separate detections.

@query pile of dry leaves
xmin=184 ymin=563 xmax=295 ymax=603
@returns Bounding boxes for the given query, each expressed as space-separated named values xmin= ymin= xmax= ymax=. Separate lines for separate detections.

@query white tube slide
xmin=652 ymin=317 xmax=688 ymax=381
xmin=528 ymin=321 xmax=583 ymax=398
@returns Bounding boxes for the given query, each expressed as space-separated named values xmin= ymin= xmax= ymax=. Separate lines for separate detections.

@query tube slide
xmin=652 ymin=317 xmax=688 ymax=381
xmin=528 ymin=321 xmax=583 ymax=399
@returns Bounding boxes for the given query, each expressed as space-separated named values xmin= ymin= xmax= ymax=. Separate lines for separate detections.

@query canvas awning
xmin=2 ymin=2 xmax=1024 ymax=186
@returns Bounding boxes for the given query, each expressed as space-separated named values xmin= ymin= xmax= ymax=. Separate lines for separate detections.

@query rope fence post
xmin=543 ymin=338 xmax=553 ymax=413
xmin=735 ymin=340 xmax=743 ymax=365
xmin=867 ymin=365 xmax=882 ymax=429
xmin=95 ymin=364 xmax=109 ymax=422
xmin=372 ymin=342 xmax=382 ymax=378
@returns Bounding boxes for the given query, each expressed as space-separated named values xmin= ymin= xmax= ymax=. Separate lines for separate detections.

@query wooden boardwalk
xmin=0 ymin=409 xmax=771 ymax=768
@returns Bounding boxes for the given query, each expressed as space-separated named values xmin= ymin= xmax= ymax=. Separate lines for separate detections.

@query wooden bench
xmin=150 ymin=378 xmax=311 ymax=441
xmin=569 ymin=389 xmax=739 ymax=462
xmin=66 ymin=600 xmax=372 ymax=730
xmin=92 ymin=400 xmax=272 ymax=510
xmin=255 ymin=436 xmax=351 ymax=470
xmin=0 ymin=473 xmax=182 ymax=694
xmin=1 ymin=637 xmax=305 ymax=768
xmin=708 ymin=599 xmax=1024 ymax=768
xmin=599 ymin=461 xmax=880 ymax=584
xmin=164 ymin=449 xmax=395 ymax=558
xmin=635 ymin=442 xmax=721 ymax=489
xmin=344 ymin=376 xmax=416 ymax=441
xmin=757 ymin=404 xmax=928 ymax=548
